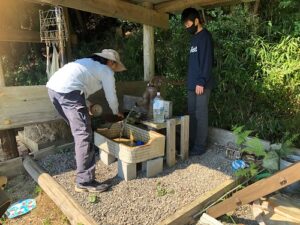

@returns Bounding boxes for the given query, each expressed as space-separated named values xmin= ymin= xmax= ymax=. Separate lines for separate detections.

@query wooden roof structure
xmin=24 ymin=0 xmax=254 ymax=29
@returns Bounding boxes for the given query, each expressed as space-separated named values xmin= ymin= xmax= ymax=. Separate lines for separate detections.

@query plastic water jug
xmin=153 ymin=92 xmax=165 ymax=123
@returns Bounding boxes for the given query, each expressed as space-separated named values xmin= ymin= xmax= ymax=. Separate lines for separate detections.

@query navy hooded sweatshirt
xmin=187 ymin=28 xmax=214 ymax=91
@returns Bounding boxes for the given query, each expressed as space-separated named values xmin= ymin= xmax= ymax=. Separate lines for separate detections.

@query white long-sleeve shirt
xmin=46 ymin=58 xmax=119 ymax=115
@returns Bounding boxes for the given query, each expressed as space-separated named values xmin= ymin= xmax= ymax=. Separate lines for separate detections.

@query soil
xmin=1 ymin=174 xmax=69 ymax=225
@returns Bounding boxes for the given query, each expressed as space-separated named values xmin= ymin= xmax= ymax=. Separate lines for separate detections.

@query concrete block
xmin=208 ymin=127 xmax=271 ymax=150
xmin=100 ymin=151 xmax=116 ymax=165
xmin=146 ymin=157 xmax=163 ymax=178
xmin=118 ymin=160 xmax=137 ymax=181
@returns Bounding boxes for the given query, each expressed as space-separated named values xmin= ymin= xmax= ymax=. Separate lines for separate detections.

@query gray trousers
xmin=48 ymin=89 xmax=95 ymax=184
xmin=188 ymin=89 xmax=211 ymax=153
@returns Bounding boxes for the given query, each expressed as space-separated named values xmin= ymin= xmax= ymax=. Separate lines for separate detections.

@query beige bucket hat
xmin=93 ymin=49 xmax=127 ymax=72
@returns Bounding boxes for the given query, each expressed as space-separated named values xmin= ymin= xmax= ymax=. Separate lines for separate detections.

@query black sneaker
xmin=75 ymin=180 xmax=111 ymax=193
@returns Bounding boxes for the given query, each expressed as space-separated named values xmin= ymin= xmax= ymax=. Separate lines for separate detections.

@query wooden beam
xmin=0 ymin=29 xmax=77 ymax=44
xmin=142 ymin=2 xmax=155 ymax=81
xmin=155 ymin=0 xmax=255 ymax=13
xmin=0 ymin=29 xmax=41 ymax=43
xmin=207 ymin=162 xmax=300 ymax=218
xmin=158 ymin=179 xmax=238 ymax=225
xmin=23 ymin=156 xmax=98 ymax=225
xmin=25 ymin=0 xmax=169 ymax=29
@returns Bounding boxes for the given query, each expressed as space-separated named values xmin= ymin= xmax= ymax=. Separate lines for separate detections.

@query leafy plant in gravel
xmin=233 ymin=126 xmax=265 ymax=178
xmin=88 ymin=194 xmax=98 ymax=203
xmin=156 ymin=182 xmax=175 ymax=197
xmin=42 ymin=218 xmax=52 ymax=225
xmin=233 ymin=126 xmax=266 ymax=157
xmin=234 ymin=161 xmax=259 ymax=179
xmin=34 ymin=185 xmax=42 ymax=195
xmin=0 ymin=216 xmax=6 ymax=225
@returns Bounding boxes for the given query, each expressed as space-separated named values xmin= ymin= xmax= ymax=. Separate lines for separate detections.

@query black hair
xmin=87 ymin=55 xmax=108 ymax=65
xmin=181 ymin=8 xmax=201 ymax=23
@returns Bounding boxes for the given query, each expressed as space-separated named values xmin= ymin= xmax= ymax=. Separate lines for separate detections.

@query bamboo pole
xmin=23 ymin=156 xmax=98 ymax=225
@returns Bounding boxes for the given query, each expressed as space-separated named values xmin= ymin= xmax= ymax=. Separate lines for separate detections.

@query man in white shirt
xmin=47 ymin=49 xmax=125 ymax=193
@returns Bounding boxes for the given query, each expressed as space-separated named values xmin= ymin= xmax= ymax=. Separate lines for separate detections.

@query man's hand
xmin=117 ymin=112 xmax=124 ymax=118
xmin=195 ymin=85 xmax=204 ymax=95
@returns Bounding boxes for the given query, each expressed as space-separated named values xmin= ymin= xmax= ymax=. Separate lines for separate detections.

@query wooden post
xmin=23 ymin=156 xmax=98 ymax=225
xmin=63 ymin=7 xmax=72 ymax=62
xmin=0 ymin=59 xmax=19 ymax=161
xmin=180 ymin=116 xmax=189 ymax=160
xmin=253 ymin=0 xmax=260 ymax=15
xmin=142 ymin=2 xmax=155 ymax=81
xmin=166 ymin=119 xmax=176 ymax=167
xmin=55 ymin=7 xmax=66 ymax=66
xmin=0 ymin=59 xmax=5 ymax=87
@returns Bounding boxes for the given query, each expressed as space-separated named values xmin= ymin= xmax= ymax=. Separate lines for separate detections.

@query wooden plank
xmin=0 ymin=157 xmax=25 ymax=178
xmin=0 ymin=85 xmax=61 ymax=130
xmin=23 ymin=156 xmax=98 ymax=225
xmin=25 ymin=0 xmax=169 ymax=29
xmin=158 ymin=179 xmax=237 ymax=225
xmin=207 ymin=162 xmax=300 ymax=218
xmin=0 ymin=82 xmax=147 ymax=130
xmin=268 ymin=194 xmax=300 ymax=223
xmin=180 ymin=115 xmax=189 ymax=160
xmin=199 ymin=213 xmax=223 ymax=225
xmin=154 ymin=0 xmax=255 ymax=13
xmin=166 ymin=119 xmax=176 ymax=167
xmin=264 ymin=213 xmax=299 ymax=225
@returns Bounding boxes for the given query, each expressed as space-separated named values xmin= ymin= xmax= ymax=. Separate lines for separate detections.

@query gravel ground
xmin=38 ymin=145 xmax=234 ymax=225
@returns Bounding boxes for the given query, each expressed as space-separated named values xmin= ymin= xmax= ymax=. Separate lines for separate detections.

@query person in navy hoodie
xmin=181 ymin=8 xmax=214 ymax=156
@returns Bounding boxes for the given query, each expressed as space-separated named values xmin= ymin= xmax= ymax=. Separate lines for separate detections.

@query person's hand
xmin=195 ymin=85 xmax=204 ymax=95
xmin=117 ymin=112 xmax=124 ymax=118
